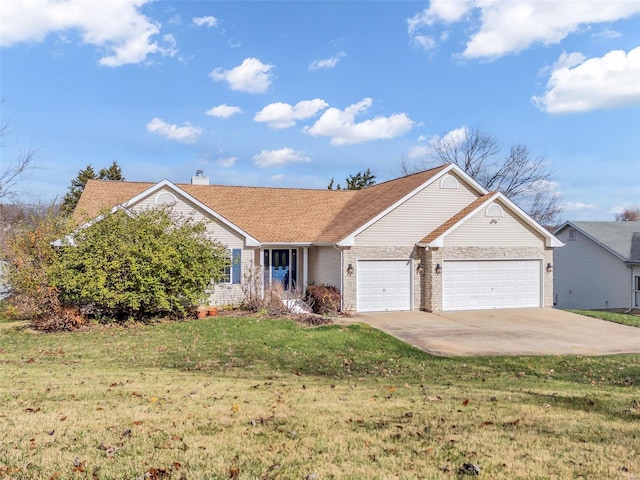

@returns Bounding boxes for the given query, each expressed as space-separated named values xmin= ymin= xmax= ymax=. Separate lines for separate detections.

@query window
xmin=155 ymin=191 xmax=176 ymax=205
xmin=220 ymin=249 xmax=241 ymax=284
xmin=485 ymin=204 xmax=504 ymax=218
xmin=440 ymin=175 xmax=459 ymax=189
xmin=568 ymin=228 xmax=575 ymax=241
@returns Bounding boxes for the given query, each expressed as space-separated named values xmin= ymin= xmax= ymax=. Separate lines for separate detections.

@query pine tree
xmin=60 ymin=162 xmax=125 ymax=216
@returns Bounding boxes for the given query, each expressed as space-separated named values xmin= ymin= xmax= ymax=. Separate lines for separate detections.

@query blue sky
xmin=1 ymin=0 xmax=639 ymax=220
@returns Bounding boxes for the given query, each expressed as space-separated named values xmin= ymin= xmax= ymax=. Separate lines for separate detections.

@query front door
xmin=635 ymin=275 xmax=640 ymax=307
xmin=264 ymin=249 xmax=297 ymax=290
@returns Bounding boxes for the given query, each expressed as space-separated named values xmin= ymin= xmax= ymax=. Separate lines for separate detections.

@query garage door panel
xmin=357 ymin=260 xmax=411 ymax=312
xmin=443 ymin=260 xmax=541 ymax=311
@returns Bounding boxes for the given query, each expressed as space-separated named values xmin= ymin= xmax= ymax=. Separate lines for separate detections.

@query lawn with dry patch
xmin=1 ymin=316 xmax=639 ymax=479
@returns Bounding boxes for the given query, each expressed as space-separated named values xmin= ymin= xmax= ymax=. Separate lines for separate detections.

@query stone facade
xmin=424 ymin=246 xmax=554 ymax=312
xmin=340 ymin=245 xmax=554 ymax=313
xmin=341 ymin=246 xmax=421 ymax=313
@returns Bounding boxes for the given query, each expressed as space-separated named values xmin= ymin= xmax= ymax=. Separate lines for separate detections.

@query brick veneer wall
xmin=342 ymin=246 xmax=421 ymax=313
xmin=424 ymin=246 xmax=554 ymax=312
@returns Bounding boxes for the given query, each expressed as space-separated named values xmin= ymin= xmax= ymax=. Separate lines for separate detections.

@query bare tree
xmin=0 ymin=103 xmax=39 ymax=202
xmin=402 ymin=126 xmax=561 ymax=226
xmin=615 ymin=207 xmax=640 ymax=221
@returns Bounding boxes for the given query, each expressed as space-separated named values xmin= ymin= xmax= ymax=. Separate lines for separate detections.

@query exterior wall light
xmin=435 ymin=263 xmax=442 ymax=275
xmin=346 ymin=263 xmax=354 ymax=276
xmin=546 ymin=263 xmax=553 ymax=273
xmin=416 ymin=262 xmax=424 ymax=274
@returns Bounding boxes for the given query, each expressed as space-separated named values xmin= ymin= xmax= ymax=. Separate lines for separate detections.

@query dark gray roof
xmin=565 ymin=221 xmax=640 ymax=263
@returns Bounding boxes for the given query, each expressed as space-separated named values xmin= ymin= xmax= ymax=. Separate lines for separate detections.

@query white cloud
xmin=252 ymin=148 xmax=311 ymax=168
xmin=216 ymin=156 xmax=238 ymax=167
xmin=193 ymin=16 xmax=218 ymax=28
xmin=431 ymin=126 xmax=468 ymax=149
xmin=407 ymin=1 xmax=640 ymax=60
xmin=533 ymin=46 xmax=640 ymax=113
xmin=412 ymin=35 xmax=437 ymax=51
xmin=407 ymin=0 xmax=471 ymax=34
xmin=146 ymin=118 xmax=203 ymax=143
xmin=407 ymin=144 xmax=432 ymax=160
xmin=254 ymin=99 xmax=328 ymax=129
xmin=0 ymin=0 xmax=172 ymax=67
xmin=206 ymin=104 xmax=243 ymax=119
xmin=271 ymin=174 xmax=285 ymax=181
xmin=304 ymin=98 xmax=414 ymax=145
xmin=562 ymin=201 xmax=598 ymax=212
xmin=209 ymin=58 xmax=274 ymax=93
xmin=309 ymin=51 xmax=346 ymax=70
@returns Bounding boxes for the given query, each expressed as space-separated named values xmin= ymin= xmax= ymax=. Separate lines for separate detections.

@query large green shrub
xmin=51 ymin=207 xmax=228 ymax=321
xmin=1 ymin=205 xmax=71 ymax=320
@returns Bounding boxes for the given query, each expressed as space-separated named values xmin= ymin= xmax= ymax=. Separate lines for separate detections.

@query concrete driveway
xmin=355 ymin=309 xmax=640 ymax=356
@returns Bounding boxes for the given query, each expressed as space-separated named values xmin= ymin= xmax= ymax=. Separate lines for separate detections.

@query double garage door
xmin=357 ymin=259 xmax=542 ymax=312
xmin=442 ymin=260 xmax=542 ymax=311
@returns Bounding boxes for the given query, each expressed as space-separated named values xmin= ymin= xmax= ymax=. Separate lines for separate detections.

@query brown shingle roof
xmin=74 ymin=165 xmax=450 ymax=244
xmin=420 ymin=192 xmax=497 ymax=244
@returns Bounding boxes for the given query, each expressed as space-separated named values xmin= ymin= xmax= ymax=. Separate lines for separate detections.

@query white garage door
xmin=442 ymin=260 xmax=541 ymax=311
xmin=357 ymin=260 xmax=411 ymax=312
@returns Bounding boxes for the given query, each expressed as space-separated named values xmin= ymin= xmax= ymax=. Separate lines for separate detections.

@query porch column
xmin=303 ymin=246 xmax=309 ymax=293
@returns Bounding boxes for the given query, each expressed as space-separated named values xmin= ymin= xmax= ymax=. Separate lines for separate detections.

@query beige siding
xmin=445 ymin=205 xmax=544 ymax=247
xmin=355 ymin=172 xmax=478 ymax=247
xmin=554 ymin=228 xmax=632 ymax=309
xmin=308 ymin=246 xmax=341 ymax=289
xmin=132 ymin=188 xmax=246 ymax=248
xmin=131 ymin=187 xmax=253 ymax=307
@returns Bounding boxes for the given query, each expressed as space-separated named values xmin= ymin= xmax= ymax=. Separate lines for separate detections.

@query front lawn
xmin=571 ymin=309 xmax=640 ymax=328
xmin=0 ymin=316 xmax=638 ymax=479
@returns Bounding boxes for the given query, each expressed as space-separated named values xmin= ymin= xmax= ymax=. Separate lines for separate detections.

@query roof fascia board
xmin=52 ymin=205 xmax=134 ymax=247
xmin=492 ymin=193 xmax=564 ymax=248
xmin=123 ymin=180 xmax=261 ymax=247
xmin=337 ymin=164 xmax=482 ymax=246
xmin=559 ymin=221 xmax=628 ymax=262
xmin=425 ymin=192 xmax=500 ymax=247
xmin=426 ymin=192 xmax=564 ymax=248
xmin=261 ymin=242 xmax=313 ymax=247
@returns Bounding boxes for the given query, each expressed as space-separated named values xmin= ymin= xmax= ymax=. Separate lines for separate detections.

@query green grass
xmin=571 ymin=309 xmax=640 ymax=328
xmin=1 ymin=315 xmax=639 ymax=479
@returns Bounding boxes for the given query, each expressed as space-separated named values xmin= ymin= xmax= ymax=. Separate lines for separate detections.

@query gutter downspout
xmin=334 ymin=244 xmax=345 ymax=312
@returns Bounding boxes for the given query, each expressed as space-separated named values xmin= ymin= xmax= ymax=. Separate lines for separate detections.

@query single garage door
xmin=442 ymin=260 xmax=541 ymax=311
xmin=357 ymin=260 xmax=411 ymax=312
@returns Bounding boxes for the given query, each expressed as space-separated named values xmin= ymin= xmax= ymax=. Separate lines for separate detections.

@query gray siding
xmin=445 ymin=205 xmax=544 ymax=247
xmin=308 ymin=246 xmax=341 ymax=289
xmin=554 ymin=228 xmax=632 ymax=310
xmin=355 ymin=172 xmax=478 ymax=247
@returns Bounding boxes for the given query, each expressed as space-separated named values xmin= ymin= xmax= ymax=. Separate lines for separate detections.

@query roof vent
xmin=191 ymin=170 xmax=209 ymax=185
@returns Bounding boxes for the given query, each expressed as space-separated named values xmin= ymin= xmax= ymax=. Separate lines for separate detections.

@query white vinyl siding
xmin=357 ymin=260 xmax=411 ymax=312
xmin=355 ymin=173 xmax=478 ymax=247
xmin=554 ymin=228 xmax=632 ymax=310
xmin=308 ymin=246 xmax=341 ymax=289
xmin=443 ymin=260 xmax=542 ymax=311
xmin=445 ymin=207 xmax=543 ymax=247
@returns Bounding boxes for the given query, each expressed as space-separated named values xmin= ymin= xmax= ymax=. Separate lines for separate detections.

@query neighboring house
xmin=554 ymin=221 xmax=640 ymax=310
xmin=74 ymin=164 xmax=562 ymax=313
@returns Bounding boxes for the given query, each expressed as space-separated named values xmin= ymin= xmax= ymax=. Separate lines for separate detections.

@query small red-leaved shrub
xmin=306 ymin=285 xmax=341 ymax=315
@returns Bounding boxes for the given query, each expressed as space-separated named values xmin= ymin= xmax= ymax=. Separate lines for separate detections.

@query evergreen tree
xmin=327 ymin=169 xmax=376 ymax=190
xmin=60 ymin=162 xmax=124 ymax=216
